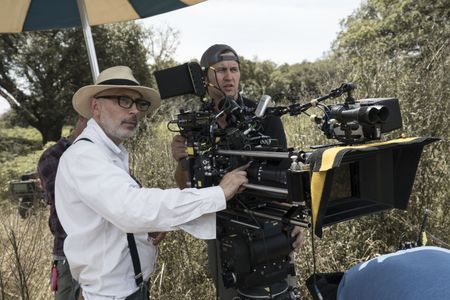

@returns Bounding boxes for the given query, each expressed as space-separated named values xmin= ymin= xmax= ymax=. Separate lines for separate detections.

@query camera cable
xmin=310 ymin=226 xmax=324 ymax=300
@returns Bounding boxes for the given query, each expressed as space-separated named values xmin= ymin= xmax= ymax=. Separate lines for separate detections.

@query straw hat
xmin=72 ymin=66 xmax=161 ymax=118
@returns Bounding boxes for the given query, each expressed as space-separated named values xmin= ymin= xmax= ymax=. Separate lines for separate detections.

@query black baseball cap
xmin=200 ymin=44 xmax=240 ymax=70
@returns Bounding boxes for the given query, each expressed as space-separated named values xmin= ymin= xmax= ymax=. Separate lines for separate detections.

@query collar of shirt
xmin=76 ymin=119 xmax=129 ymax=171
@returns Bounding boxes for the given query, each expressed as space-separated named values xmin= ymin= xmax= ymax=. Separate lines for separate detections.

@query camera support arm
xmin=263 ymin=83 xmax=357 ymax=117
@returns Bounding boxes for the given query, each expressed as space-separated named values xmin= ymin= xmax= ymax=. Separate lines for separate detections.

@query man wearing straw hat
xmin=55 ymin=66 xmax=248 ymax=300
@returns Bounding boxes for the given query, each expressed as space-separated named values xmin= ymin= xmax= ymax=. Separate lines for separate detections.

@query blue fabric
xmin=130 ymin=0 xmax=187 ymax=17
xmin=337 ymin=246 xmax=450 ymax=300
xmin=24 ymin=0 xmax=81 ymax=31
xmin=22 ymin=0 xmax=190 ymax=31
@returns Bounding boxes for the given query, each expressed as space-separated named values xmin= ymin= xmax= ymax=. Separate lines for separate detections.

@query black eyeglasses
xmin=95 ymin=95 xmax=151 ymax=112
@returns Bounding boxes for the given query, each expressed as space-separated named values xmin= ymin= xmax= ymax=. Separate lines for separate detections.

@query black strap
xmin=127 ymin=233 xmax=143 ymax=286
xmin=128 ymin=175 xmax=144 ymax=287
xmin=130 ymin=174 xmax=142 ymax=187
xmin=75 ymin=137 xmax=144 ymax=287
xmin=74 ymin=137 xmax=94 ymax=144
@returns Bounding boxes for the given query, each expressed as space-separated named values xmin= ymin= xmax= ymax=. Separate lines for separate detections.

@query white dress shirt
xmin=55 ymin=119 xmax=226 ymax=299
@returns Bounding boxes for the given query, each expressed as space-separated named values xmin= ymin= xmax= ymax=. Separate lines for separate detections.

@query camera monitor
xmin=308 ymin=137 xmax=438 ymax=237
xmin=154 ymin=62 xmax=206 ymax=99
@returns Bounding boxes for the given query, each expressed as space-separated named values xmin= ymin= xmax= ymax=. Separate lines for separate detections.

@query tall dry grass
xmin=0 ymin=95 xmax=447 ymax=299
xmin=0 ymin=205 xmax=52 ymax=299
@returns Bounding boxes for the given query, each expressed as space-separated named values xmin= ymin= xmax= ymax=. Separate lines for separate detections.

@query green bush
xmin=0 ymin=1 xmax=448 ymax=294
xmin=0 ymin=109 xmax=30 ymax=128
xmin=0 ymin=126 xmax=43 ymax=200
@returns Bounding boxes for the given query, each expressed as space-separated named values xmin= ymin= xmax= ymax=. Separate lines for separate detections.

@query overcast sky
xmin=141 ymin=0 xmax=363 ymax=64
xmin=0 ymin=0 xmax=363 ymax=115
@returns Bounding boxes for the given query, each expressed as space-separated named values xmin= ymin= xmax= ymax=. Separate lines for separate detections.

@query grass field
xmin=0 ymin=112 xmax=448 ymax=299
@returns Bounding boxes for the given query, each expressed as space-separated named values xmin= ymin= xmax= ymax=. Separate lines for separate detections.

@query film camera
xmin=154 ymin=62 xmax=437 ymax=299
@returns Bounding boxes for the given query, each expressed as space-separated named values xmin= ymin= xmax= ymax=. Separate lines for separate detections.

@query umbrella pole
xmin=77 ymin=0 xmax=100 ymax=82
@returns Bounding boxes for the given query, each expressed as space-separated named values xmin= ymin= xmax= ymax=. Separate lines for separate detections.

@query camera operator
xmin=37 ymin=114 xmax=87 ymax=300
xmin=55 ymin=65 xmax=248 ymax=300
xmin=171 ymin=44 xmax=305 ymax=299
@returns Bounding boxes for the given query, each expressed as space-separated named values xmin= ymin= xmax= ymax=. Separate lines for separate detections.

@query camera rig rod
xmin=217 ymin=149 xmax=291 ymax=159
xmin=243 ymin=183 xmax=288 ymax=195
xmin=238 ymin=208 xmax=310 ymax=228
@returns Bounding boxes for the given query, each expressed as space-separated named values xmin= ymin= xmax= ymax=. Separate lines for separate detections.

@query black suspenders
xmin=76 ymin=137 xmax=144 ymax=287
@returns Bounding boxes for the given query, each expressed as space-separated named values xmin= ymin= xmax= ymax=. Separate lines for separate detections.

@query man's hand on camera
xmin=219 ymin=165 xmax=248 ymax=201
xmin=291 ymin=226 xmax=306 ymax=252
xmin=171 ymin=135 xmax=188 ymax=162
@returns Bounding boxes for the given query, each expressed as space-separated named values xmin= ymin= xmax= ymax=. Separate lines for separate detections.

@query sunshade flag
xmin=0 ymin=0 xmax=205 ymax=81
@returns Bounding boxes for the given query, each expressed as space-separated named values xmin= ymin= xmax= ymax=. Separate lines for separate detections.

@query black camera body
xmin=155 ymin=63 xmax=437 ymax=299
xmin=165 ymin=94 xmax=308 ymax=298
xmin=219 ymin=214 xmax=296 ymax=289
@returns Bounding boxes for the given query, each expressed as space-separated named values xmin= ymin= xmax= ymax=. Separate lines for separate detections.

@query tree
xmin=239 ymin=57 xmax=277 ymax=98
xmin=0 ymin=22 xmax=177 ymax=145
xmin=268 ymin=60 xmax=338 ymax=101
xmin=330 ymin=0 xmax=450 ymax=250
xmin=332 ymin=0 xmax=449 ymax=98
xmin=238 ymin=57 xmax=337 ymax=105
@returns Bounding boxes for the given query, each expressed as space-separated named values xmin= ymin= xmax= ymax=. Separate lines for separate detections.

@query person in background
xmin=37 ymin=115 xmax=87 ymax=300
xmin=55 ymin=65 xmax=248 ymax=299
xmin=171 ymin=44 xmax=305 ymax=299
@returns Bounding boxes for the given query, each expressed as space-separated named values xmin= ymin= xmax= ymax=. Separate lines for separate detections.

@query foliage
xmin=0 ymin=126 xmax=69 ymax=201
xmin=329 ymin=0 xmax=450 ymax=254
xmin=0 ymin=22 xmax=169 ymax=145
xmin=0 ymin=1 xmax=449 ymax=297
xmin=239 ymin=57 xmax=338 ymax=103
xmin=0 ymin=208 xmax=51 ymax=300
xmin=0 ymin=126 xmax=42 ymax=173
xmin=0 ymin=147 xmax=43 ymax=200
xmin=145 ymin=25 xmax=181 ymax=78
xmin=0 ymin=108 xmax=29 ymax=128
